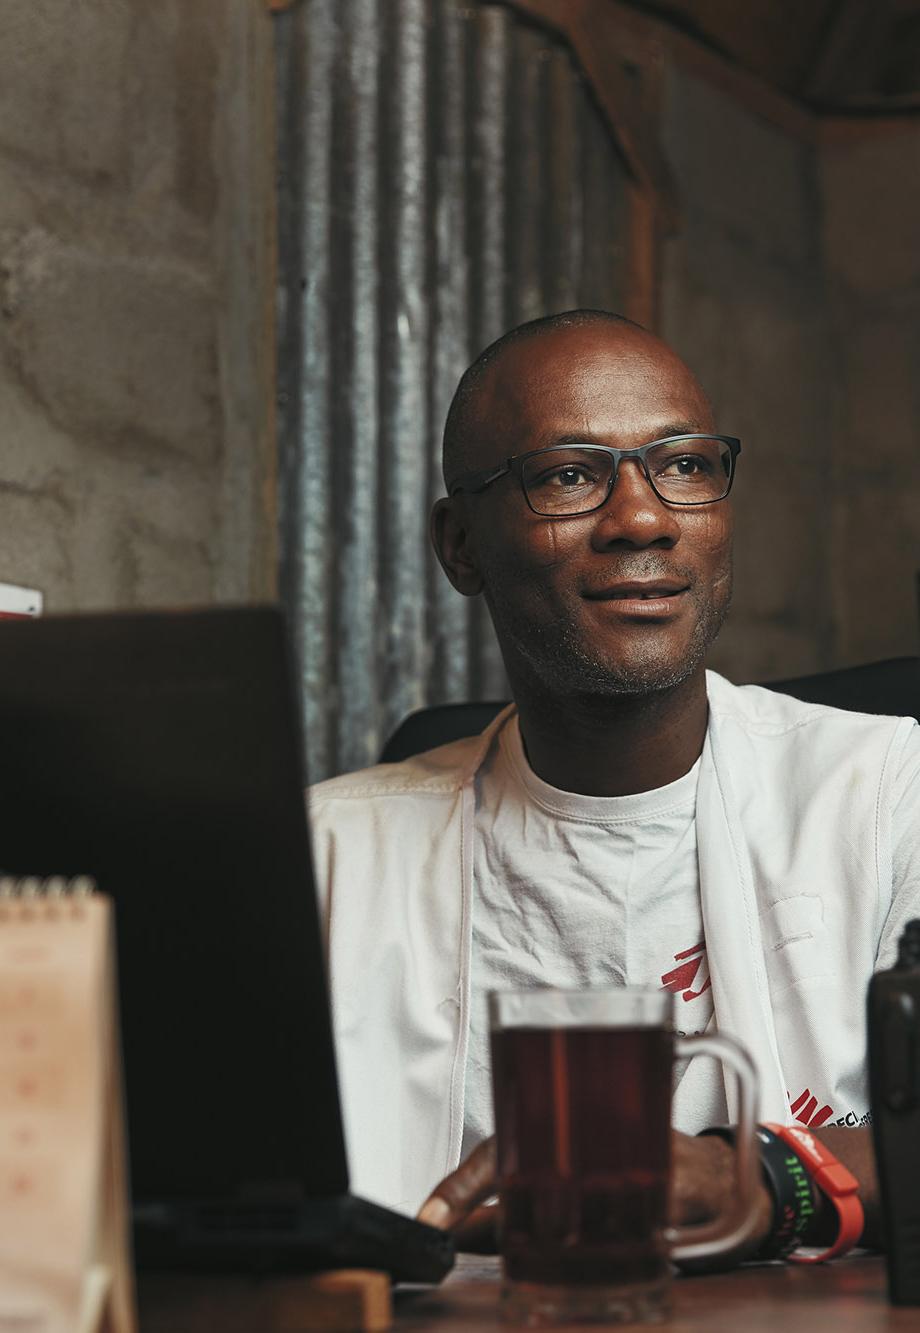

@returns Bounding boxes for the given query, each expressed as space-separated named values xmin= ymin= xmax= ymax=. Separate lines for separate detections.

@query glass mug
xmin=489 ymin=986 xmax=759 ymax=1325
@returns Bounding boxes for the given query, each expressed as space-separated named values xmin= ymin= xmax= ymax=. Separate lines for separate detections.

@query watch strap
xmin=761 ymin=1122 xmax=864 ymax=1263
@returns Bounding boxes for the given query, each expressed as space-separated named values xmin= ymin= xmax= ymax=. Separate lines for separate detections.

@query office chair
xmin=379 ymin=657 xmax=920 ymax=763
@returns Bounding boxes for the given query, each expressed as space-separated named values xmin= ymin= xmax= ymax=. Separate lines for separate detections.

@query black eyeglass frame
xmin=447 ymin=434 xmax=742 ymax=513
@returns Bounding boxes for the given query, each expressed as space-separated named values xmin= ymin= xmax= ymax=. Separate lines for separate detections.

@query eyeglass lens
xmin=521 ymin=438 xmax=733 ymax=514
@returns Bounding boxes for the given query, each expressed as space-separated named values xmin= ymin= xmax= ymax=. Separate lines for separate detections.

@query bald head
xmin=431 ymin=308 xmax=732 ymax=712
xmin=442 ymin=310 xmax=711 ymax=487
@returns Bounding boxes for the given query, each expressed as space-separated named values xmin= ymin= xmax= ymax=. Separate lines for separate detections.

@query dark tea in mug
xmin=491 ymin=1023 xmax=673 ymax=1291
xmin=489 ymin=988 xmax=759 ymax=1324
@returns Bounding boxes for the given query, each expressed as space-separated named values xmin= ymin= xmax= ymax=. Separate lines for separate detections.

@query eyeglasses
xmin=448 ymin=434 xmax=741 ymax=516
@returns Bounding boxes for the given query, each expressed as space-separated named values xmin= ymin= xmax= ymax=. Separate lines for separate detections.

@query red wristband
xmin=761 ymin=1122 xmax=864 ymax=1263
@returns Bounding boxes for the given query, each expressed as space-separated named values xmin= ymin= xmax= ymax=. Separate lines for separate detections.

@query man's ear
xmin=430 ymin=498 xmax=484 ymax=596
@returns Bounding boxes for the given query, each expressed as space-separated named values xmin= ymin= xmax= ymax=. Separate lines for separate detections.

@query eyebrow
xmin=548 ymin=422 xmax=709 ymax=448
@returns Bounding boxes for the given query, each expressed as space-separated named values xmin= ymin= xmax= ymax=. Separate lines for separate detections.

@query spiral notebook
xmin=0 ymin=884 xmax=135 ymax=1333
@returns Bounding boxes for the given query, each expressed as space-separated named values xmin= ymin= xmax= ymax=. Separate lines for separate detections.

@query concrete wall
xmin=660 ymin=63 xmax=920 ymax=682
xmin=0 ymin=0 xmax=275 ymax=612
xmin=661 ymin=65 xmax=832 ymax=682
xmin=821 ymin=126 xmax=920 ymax=667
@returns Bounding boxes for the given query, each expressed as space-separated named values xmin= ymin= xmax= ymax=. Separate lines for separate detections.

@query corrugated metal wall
xmin=276 ymin=0 xmax=632 ymax=782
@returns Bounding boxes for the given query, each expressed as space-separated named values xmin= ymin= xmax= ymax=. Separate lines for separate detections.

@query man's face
xmin=441 ymin=324 xmax=734 ymax=698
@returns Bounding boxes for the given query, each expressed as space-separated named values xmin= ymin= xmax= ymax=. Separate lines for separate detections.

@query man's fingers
xmin=453 ymin=1202 xmax=500 ymax=1254
xmin=669 ymin=1129 xmax=734 ymax=1226
xmin=417 ymin=1136 xmax=498 ymax=1230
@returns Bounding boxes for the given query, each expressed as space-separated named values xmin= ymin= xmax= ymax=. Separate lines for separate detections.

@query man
xmin=310 ymin=310 xmax=920 ymax=1261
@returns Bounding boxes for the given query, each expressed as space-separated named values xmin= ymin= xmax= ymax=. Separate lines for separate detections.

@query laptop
xmin=0 ymin=605 xmax=454 ymax=1283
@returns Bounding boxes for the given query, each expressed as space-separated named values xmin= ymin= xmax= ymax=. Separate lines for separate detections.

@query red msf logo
xmin=660 ymin=942 xmax=712 ymax=1003
xmin=789 ymin=1088 xmax=834 ymax=1128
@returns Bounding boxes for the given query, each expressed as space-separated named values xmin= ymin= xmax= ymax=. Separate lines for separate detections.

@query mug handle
xmin=667 ymin=1033 xmax=761 ymax=1263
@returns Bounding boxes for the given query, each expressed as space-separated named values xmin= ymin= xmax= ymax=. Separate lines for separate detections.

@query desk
xmin=396 ymin=1254 xmax=916 ymax=1331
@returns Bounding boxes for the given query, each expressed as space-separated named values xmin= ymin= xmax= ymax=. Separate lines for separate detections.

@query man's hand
xmin=670 ymin=1131 xmax=772 ymax=1269
xmin=418 ymin=1131 xmax=774 ymax=1265
xmin=417 ymin=1137 xmax=500 ymax=1252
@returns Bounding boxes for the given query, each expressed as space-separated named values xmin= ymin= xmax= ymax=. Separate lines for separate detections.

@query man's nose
xmin=589 ymin=458 xmax=681 ymax=548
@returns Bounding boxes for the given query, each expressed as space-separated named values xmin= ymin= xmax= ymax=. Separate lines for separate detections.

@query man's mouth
xmin=584 ymin=582 xmax=690 ymax=601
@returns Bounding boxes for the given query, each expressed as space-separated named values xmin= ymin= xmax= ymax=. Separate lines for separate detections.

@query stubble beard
xmin=486 ymin=567 xmax=733 ymax=702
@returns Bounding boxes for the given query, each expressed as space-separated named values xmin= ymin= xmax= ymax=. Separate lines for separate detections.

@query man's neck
xmin=512 ymin=669 xmax=709 ymax=798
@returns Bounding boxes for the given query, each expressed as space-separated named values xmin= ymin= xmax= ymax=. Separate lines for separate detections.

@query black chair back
xmin=379 ymin=657 xmax=920 ymax=763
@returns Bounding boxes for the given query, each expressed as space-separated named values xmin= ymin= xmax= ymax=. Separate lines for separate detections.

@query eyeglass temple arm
xmin=448 ymin=462 xmax=512 ymax=496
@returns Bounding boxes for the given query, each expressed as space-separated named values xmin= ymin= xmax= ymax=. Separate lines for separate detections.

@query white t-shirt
xmin=462 ymin=716 xmax=725 ymax=1159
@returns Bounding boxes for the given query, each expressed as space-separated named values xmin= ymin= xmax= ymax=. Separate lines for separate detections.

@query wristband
xmin=762 ymin=1122 xmax=864 ymax=1263
xmin=698 ymin=1124 xmax=814 ymax=1260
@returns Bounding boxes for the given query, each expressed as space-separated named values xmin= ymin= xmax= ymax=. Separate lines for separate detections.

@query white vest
xmin=309 ymin=672 xmax=915 ymax=1213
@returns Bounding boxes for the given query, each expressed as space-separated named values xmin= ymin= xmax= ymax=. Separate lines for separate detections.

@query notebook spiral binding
xmin=0 ymin=875 xmax=98 ymax=899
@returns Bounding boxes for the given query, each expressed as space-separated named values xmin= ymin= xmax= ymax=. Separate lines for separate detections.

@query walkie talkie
xmin=868 ymin=919 xmax=920 ymax=1304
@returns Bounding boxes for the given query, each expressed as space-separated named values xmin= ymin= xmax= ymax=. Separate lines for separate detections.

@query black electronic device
xmin=0 ymin=606 xmax=454 ymax=1284
xmin=868 ymin=919 xmax=920 ymax=1304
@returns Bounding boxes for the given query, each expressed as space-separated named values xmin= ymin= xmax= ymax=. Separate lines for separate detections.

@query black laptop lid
xmin=0 ymin=605 xmax=348 ymax=1204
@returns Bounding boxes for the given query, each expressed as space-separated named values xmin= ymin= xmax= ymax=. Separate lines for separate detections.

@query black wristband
xmin=698 ymin=1124 xmax=816 ymax=1260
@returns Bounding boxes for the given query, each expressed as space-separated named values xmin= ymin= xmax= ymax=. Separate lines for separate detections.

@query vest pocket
xmin=759 ymin=895 xmax=831 ymax=993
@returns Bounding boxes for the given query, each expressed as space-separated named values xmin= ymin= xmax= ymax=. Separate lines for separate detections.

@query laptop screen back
xmin=0 ymin=606 xmax=349 ymax=1204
